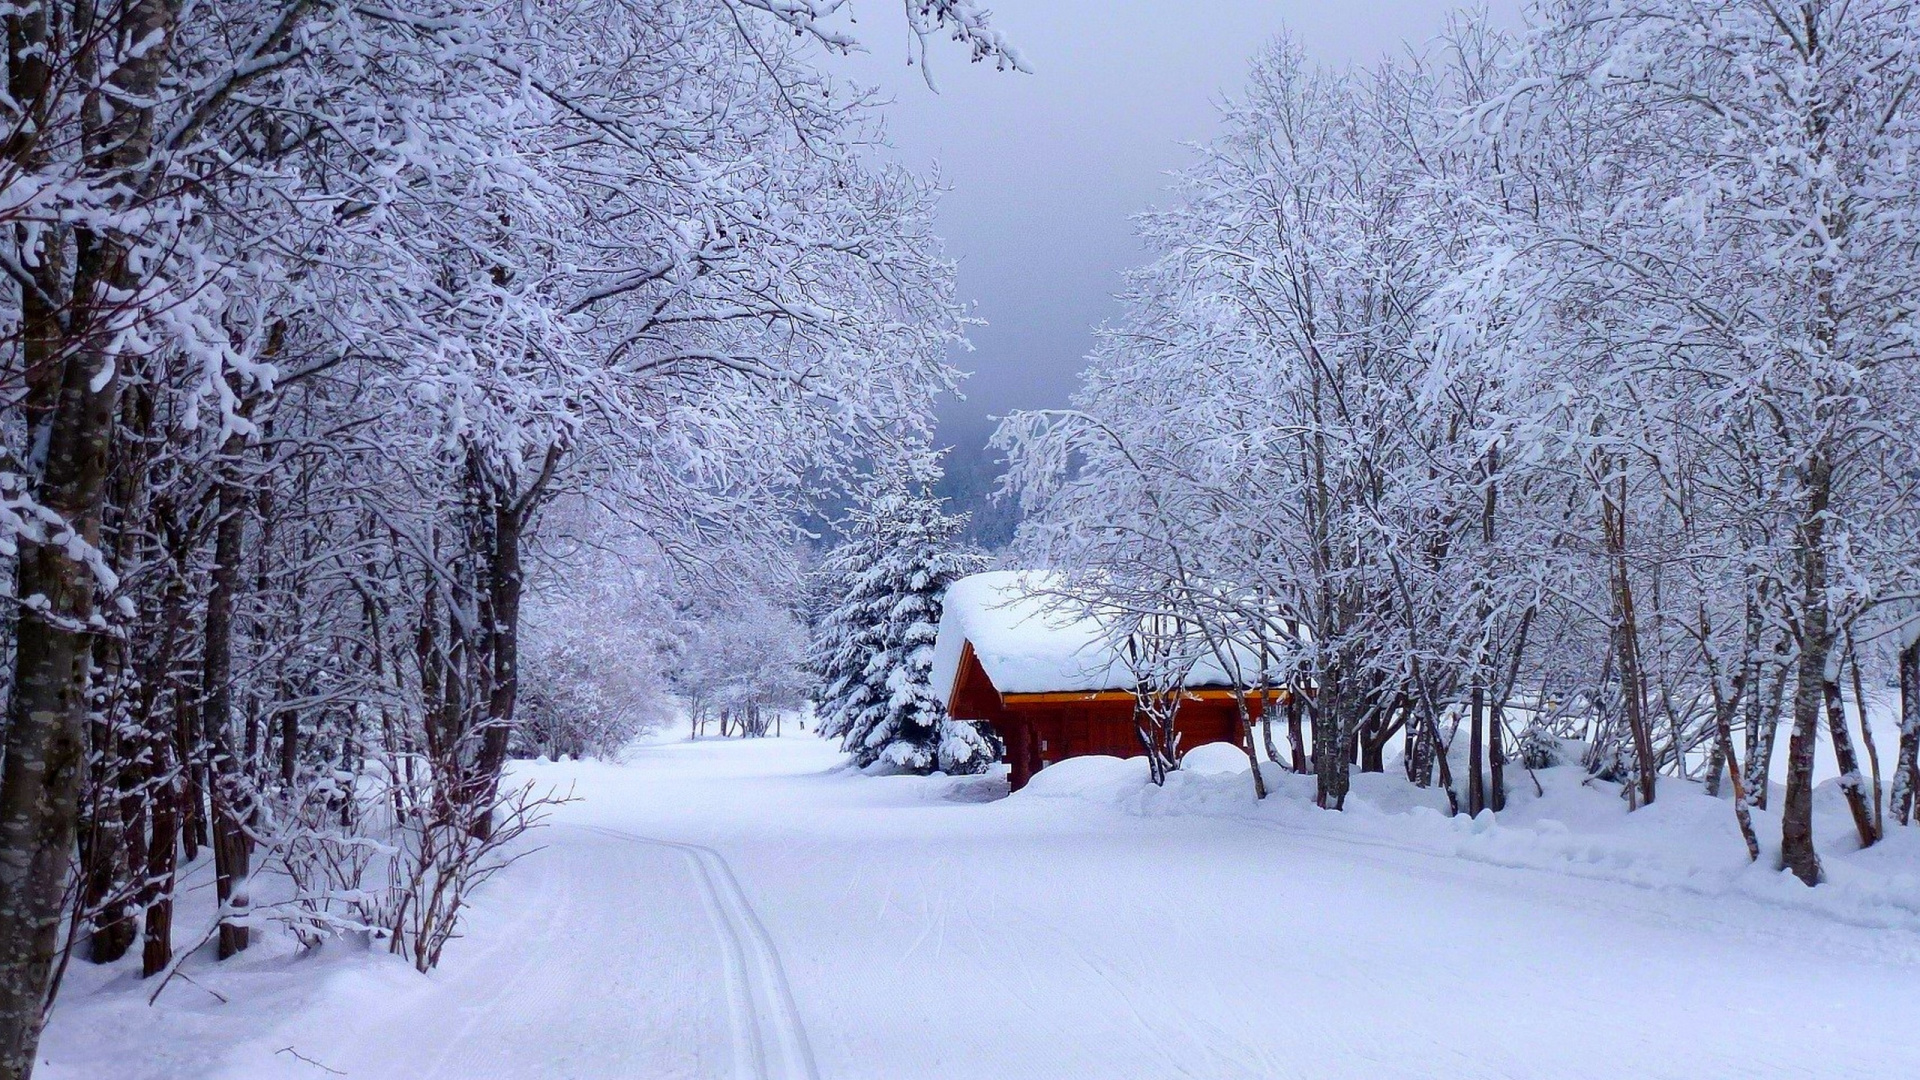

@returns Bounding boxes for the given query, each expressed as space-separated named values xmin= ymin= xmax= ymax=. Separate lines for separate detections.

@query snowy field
xmin=44 ymin=725 xmax=1920 ymax=1080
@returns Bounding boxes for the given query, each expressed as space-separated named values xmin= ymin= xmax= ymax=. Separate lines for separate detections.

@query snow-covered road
xmin=50 ymin=731 xmax=1920 ymax=1080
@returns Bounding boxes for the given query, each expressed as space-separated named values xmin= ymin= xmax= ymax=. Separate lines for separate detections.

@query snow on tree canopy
xmin=930 ymin=571 xmax=1266 ymax=702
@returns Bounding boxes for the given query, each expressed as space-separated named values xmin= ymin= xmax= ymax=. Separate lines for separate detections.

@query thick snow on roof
xmin=930 ymin=571 xmax=1257 ymax=703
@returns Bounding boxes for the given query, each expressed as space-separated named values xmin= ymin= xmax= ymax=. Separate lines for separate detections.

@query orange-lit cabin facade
xmin=946 ymin=640 xmax=1285 ymax=790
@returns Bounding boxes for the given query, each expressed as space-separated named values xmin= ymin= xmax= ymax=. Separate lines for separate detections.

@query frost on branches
xmin=678 ymin=588 xmax=812 ymax=740
xmin=812 ymin=456 xmax=994 ymax=774
xmin=0 ymin=0 xmax=1014 ymax=1067
xmin=999 ymin=2 xmax=1920 ymax=880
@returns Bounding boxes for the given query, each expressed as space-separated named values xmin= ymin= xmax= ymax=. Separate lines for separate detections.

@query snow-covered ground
xmin=44 ymin=725 xmax=1920 ymax=1080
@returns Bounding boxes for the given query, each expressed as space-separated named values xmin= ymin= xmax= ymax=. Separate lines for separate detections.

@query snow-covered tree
xmin=999 ymin=2 xmax=1920 ymax=889
xmin=516 ymin=526 xmax=683 ymax=760
xmin=812 ymin=455 xmax=992 ymax=773
xmin=0 ymin=0 xmax=1018 ymax=1051
xmin=678 ymin=588 xmax=812 ymax=739
xmin=999 ymin=32 xmax=1510 ymax=811
xmin=1453 ymin=0 xmax=1920 ymax=882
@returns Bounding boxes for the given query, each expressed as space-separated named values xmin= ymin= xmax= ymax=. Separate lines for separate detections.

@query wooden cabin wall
xmin=1001 ymin=698 xmax=1258 ymax=790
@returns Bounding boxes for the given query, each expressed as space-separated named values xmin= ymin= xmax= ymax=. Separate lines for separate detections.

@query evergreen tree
xmin=811 ymin=456 xmax=996 ymax=773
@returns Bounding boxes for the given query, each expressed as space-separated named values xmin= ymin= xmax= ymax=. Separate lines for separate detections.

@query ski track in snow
xmin=410 ymin=842 xmax=579 ymax=1080
xmin=566 ymin=823 xmax=820 ymax=1080
xmin=42 ymin=728 xmax=1920 ymax=1080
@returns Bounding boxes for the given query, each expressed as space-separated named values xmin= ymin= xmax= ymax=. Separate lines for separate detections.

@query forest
xmin=0 ymin=2 xmax=1016 ymax=1076
xmin=994 ymin=0 xmax=1920 ymax=883
xmin=4 ymin=2 xmax=1920 ymax=1079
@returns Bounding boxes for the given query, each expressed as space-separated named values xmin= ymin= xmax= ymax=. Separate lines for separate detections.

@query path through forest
xmin=48 ymin=731 xmax=1920 ymax=1080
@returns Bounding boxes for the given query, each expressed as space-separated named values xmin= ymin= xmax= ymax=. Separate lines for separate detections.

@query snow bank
xmin=42 ymin=890 xmax=428 ymax=1080
xmin=1018 ymin=754 xmax=1146 ymax=797
xmin=1007 ymin=755 xmax=1920 ymax=932
xmin=1180 ymin=741 xmax=1258 ymax=773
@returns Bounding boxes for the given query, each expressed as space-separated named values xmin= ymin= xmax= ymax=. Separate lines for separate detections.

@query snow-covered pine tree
xmin=811 ymin=456 xmax=995 ymax=774
xmin=810 ymin=528 xmax=886 ymax=753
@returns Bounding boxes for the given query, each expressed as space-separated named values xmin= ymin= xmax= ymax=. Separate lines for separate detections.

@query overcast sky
xmin=834 ymin=0 xmax=1521 ymax=453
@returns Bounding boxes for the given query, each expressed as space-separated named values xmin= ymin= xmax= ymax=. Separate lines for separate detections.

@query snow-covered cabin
xmin=931 ymin=572 xmax=1288 ymax=790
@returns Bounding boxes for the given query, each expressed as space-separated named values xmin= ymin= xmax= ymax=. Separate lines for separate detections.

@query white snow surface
xmin=46 ymin=723 xmax=1920 ymax=1080
xmin=930 ymin=570 xmax=1249 ymax=701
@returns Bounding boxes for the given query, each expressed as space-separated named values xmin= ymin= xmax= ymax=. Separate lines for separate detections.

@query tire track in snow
xmin=566 ymin=824 xmax=820 ymax=1080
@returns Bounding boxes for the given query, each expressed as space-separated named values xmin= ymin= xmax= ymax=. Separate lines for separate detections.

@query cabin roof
xmin=930 ymin=571 xmax=1270 ymax=705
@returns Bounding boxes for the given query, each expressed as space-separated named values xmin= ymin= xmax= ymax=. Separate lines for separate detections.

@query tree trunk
xmin=176 ymin=696 xmax=206 ymax=862
xmin=1820 ymin=680 xmax=1876 ymax=849
xmin=78 ymin=629 xmax=136 ymax=964
xmin=1231 ymin=693 xmax=1267 ymax=800
xmin=1848 ymin=646 xmax=1884 ymax=840
xmin=1311 ymin=675 xmax=1351 ymax=810
xmin=79 ymin=718 xmax=136 ymax=964
xmin=468 ymin=499 xmax=524 ymax=839
xmin=1780 ymin=455 xmax=1833 ymax=886
xmin=1434 ymin=713 xmax=1460 ymax=817
xmin=116 ymin=736 xmax=149 ymax=963
xmin=278 ymin=707 xmax=298 ymax=787
xmin=1467 ymin=683 xmax=1486 ymax=816
xmin=140 ymin=734 xmax=179 ymax=978
xmin=1487 ymin=609 xmax=1532 ymax=815
xmin=1604 ymin=469 xmax=1656 ymax=808
xmin=462 ymin=443 xmax=559 ymax=838
xmin=0 ymin=329 xmax=112 ymax=1077
xmin=0 ymin=0 xmax=170 ymax=1040
xmin=1894 ymin=635 xmax=1920 ymax=827
xmin=1488 ymin=700 xmax=1507 ymax=814
xmin=1355 ymin=701 xmax=1399 ymax=774
xmin=1478 ymin=452 xmax=1509 ymax=814
xmin=1745 ymin=648 xmax=1791 ymax=811
xmin=1705 ymin=652 xmax=1761 ymax=863
xmin=1406 ymin=692 xmax=1436 ymax=788
xmin=1285 ymin=694 xmax=1308 ymax=774
xmin=202 ymin=432 xmax=254 ymax=958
